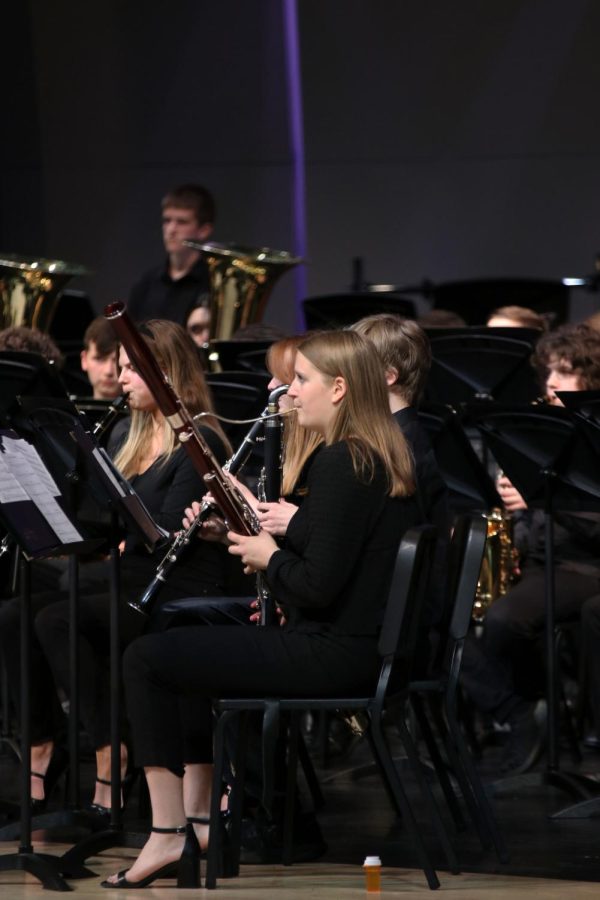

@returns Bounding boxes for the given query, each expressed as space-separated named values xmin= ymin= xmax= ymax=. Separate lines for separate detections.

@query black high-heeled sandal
xmin=30 ymin=745 xmax=69 ymax=813
xmin=87 ymin=772 xmax=137 ymax=818
xmin=100 ymin=823 xmax=200 ymax=889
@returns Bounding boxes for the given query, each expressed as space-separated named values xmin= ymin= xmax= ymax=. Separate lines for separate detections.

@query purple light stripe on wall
xmin=282 ymin=0 xmax=308 ymax=330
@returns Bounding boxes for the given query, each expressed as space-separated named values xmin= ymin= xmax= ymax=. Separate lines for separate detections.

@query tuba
xmin=0 ymin=253 xmax=88 ymax=332
xmin=183 ymin=240 xmax=302 ymax=343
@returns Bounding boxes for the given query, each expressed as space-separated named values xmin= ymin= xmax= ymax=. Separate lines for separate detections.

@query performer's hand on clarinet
xmin=256 ymin=499 xmax=298 ymax=537
xmin=227 ymin=529 xmax=278 ymax=574
xmin=249 ymin=598 xmax=286 ymax=626
xmin=182 ymin=500 xmax=228 ymax=543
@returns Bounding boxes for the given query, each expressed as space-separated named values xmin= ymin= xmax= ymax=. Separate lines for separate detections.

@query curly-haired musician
xmin=460 ymin=323 xmax=600 ymax=775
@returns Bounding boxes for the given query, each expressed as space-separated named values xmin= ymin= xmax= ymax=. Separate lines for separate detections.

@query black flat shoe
xmin=30 ymin=745 xmax=69 ymax=813
xmin=100 ymin=824 xmax=200 ymax=889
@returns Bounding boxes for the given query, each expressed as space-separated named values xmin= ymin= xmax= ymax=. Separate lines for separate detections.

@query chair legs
xmin=394 ymin=705 xmax=460 ymax=874
xmin=410 ymin=694 xmax=467 ymax=832
xmin=206 ymin=710 xmax=247 ymax=889
xmin=369 ymin=716 xmax=440 ymax=890
xmin=282 ymin=712 xmax=301 ymax=866
xmin=436 ymin=695 xmax=509 ymax=864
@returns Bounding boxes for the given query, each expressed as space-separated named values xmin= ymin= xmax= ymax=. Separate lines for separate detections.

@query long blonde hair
xmin=114 ymin=319 xmax=230 ymax=478
xmin=297 ymin=330 xmax=414 ymax=497
xmin=266 ymin=336 xmax=322 ymax=497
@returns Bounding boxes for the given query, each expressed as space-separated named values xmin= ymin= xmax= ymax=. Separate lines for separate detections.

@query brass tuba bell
xmin=0 ymin=252 xmax=88 ymax=332
xmin=183 ymin=241 xmax=303 ymax=341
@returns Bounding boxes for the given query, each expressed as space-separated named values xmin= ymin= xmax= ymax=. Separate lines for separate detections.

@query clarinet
xmin=105 ymin=301 xmax=260 ymax=536
xmin=256 ymin=386 xmax=287 ymax=626
xmin=91 ymin=394 xmax=128 ymax=439
xmin=132 ymin=390 xmax=287 ymax=615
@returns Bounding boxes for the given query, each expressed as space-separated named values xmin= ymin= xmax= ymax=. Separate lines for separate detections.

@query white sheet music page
xmin=0 ymin=433 xmax=83 ymax=543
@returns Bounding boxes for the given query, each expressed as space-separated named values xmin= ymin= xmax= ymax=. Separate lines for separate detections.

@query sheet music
xmin=0 ymin=433 xmax=83 ymax=543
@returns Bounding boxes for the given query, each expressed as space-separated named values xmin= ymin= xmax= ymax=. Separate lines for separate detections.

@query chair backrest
xmin=375 ymin=525 xmax=437 ymax=703
xmin=448 ymin=516 xmax=487 ymax=644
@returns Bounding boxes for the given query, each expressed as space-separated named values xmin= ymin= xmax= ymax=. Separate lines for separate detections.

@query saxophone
xmin=472 ymin=508 xmax=520 ymax=623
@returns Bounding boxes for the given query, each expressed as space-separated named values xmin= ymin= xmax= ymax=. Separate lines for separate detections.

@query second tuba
xmin=183 ymin=241 xmax=302 ymax=341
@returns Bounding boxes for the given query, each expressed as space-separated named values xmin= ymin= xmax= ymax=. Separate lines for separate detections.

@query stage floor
xmin=0 ymin=722 xmax=599 ymax=896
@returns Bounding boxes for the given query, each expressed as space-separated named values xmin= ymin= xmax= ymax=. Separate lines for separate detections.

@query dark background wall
xmin=3 ymin=0 xmax=600 ymax=332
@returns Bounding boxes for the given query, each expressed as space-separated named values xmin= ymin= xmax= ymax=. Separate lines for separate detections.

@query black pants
xmin=460 ymin=564 xmax=600 ymax=722
xmin=123 ymin=625 xmax=380 ymax=777
xmin=0 ymin=559 xmax=109 ymax=744
xmin=34 ymin=558 xmax=224 ymax=750
xmin=148 ymin=595 xmax=273 ymax=800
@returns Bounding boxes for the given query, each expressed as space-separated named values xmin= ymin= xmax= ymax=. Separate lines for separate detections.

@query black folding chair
xmin=409 ymin=515 xmax=508 ymax=863
xmin=205 ymin=526 xmax=445 ymax=891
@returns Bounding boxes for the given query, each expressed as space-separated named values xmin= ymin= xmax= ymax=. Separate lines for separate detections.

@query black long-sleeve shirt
xmin=115 ymin=423 xmax=229 ymax=594
xmin=267 ymin=440 xmax=422 ymax=635
xmin=394 ymin=407 xmax=451 ymax=630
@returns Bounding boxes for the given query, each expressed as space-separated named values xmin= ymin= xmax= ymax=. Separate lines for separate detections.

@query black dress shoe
xmin=500 ymin=703 xmax=544 ymax=775
xmin=86 ymin=773 xmax=136 ymax=818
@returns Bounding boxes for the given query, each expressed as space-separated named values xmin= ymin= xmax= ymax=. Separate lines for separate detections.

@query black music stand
xmin=0 ymin=352 xmax=70 ymax=421
xmin=209 ymin=340 xmax=273 ymax=373
xmin=424 ymin=328 xmax=541 ymax=407
xmin=469 ymin=403 xmax=600 ymax=802
xmin=54 ymin=419 xmax=168 ymax=869
xmin=302 ymin=292 xmax=416 ymax=330
xmin=418 ymin=403 xmax=501 ymax=512
xmin=429 ymin=277 xmax=569 ymax=326
xmin=0 ymin=427 xmax=106 ymax=890
xmin=0 ymin=406 xmax=166 ymax=870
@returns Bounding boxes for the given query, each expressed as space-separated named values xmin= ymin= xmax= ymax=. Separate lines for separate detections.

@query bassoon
xmin=104 ymin=301 xmax=260 ymax=537
xmin=131 ymin=384 xmax=288 ymax=615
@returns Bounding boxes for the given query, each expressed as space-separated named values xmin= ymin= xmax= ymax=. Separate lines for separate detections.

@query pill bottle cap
xmin=363 ymin=856 xmax=381 ymax=867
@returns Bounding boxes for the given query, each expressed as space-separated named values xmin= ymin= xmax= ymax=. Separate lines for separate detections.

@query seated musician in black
xmin=352 ymin=314 xmax=451 ymax=656
xmin=30 ymin=321 xmax=230 ymax=814
xmin=101 ymin=329 xmax=422 ymax=888
xmin=460 ymin=323 xmax=600 ymax=774
xmin=159 ymin=333 xmax=323 ymax=631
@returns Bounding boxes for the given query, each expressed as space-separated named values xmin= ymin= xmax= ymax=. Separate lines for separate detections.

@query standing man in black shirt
xmin=128 ymin=184 xmax=215 ymax=326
